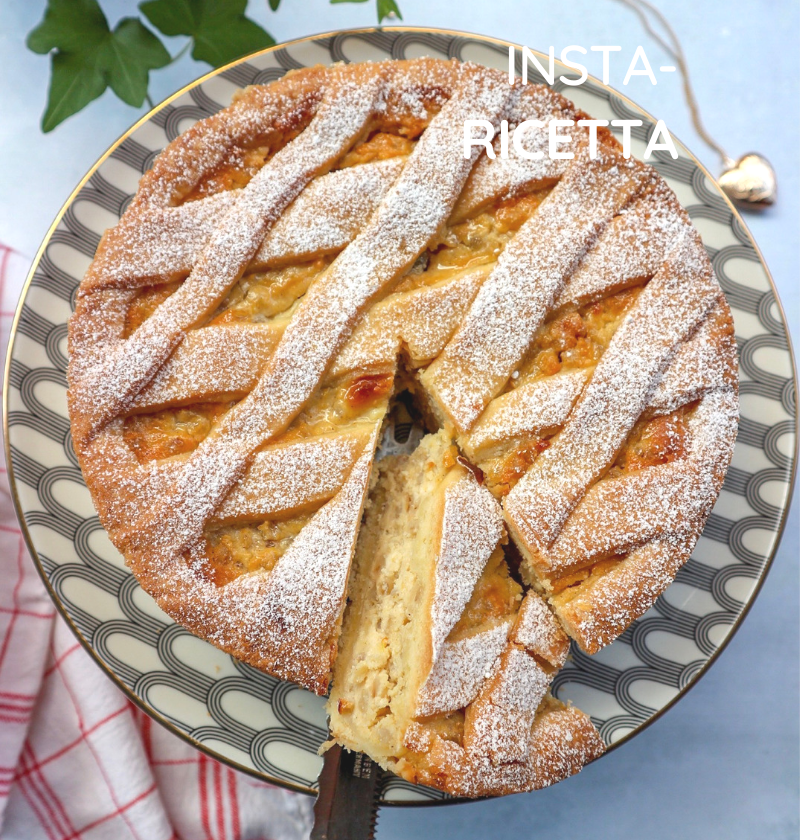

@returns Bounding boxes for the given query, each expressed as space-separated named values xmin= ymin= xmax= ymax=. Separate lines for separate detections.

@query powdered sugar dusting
xmin=464 ymin=646 xmax=551 ymax=764
xmin=556 ymin=533 xmax=695 ymax=653
xmin=86 ymin=157 xmax=406 ymax=291
xmin=429 ymin=475 xmax=505 ymax=661
xmin=131 ymin=323 xmax=282 ymax=411
xmin=505 ymin=227 xmax=721 ymax=550
xmin=556 ymin=178 xmax=689 ymax=308
xmin=66 ymin=58 xmax=739 ymax=775
xmin=74 ymin=65 xmax=389 ymax=441
xmin=465 ymin=370 xmax=589 ymax=458
xmin=415 ymin=620 xmax=511 ymax=717
xmin=403 ymin=703 xmax=604 ymax=797
xmin=511 ymin=593 xmax=569 ymax=667
xmin=536 ymin=387 xmax=738 ymax=582
xmin=141 ymin=65 xmax=515 ymax=563
xmin=423 ymin=142 xmax=647 ymax=432
xmin=229 ymin=436 xmax=375 ymax=686
xmin=651 ymin=299 xmax=737 ymax=413
xmin=254 ymin=157 xmax=405 ymax=267
xmin=453 ymin=84 xmax=584 ymax=220
xmin=213 ymin=431 xmax=368 ymax=522
xmin=332 ymin=266 xmax=490 ymax=377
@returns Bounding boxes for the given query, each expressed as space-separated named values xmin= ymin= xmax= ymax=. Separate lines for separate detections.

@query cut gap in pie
xmin=328 ymin=428 xmax=603 ymax=796
xmin=68 ymin=58 xmax=739 ymax=797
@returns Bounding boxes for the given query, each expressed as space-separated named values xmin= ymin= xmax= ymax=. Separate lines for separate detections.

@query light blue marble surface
xmin=0 ymin=1 xmax=796 ymax=837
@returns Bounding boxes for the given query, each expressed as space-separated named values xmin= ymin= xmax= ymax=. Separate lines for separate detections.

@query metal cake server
xmin=311 ymin=745 xmax=382 ymax=840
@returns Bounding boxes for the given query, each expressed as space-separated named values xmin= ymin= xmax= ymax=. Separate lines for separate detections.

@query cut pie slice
xmin=67 ymin=57 xmax=738 ymax=797
xmin=328 ymin=431 xmax=603 ymax=796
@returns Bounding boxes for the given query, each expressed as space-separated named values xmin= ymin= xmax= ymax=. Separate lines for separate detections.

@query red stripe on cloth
xmin=142 ymin=712 xmax=153 ymax=764
xmin=13 ymin=706 xmax=130 ymax=783
xmin=62 ymin=782 xmax=157 ymax=840
xmin=227 ymin=768 xmax=241 ymax=840
xmin=0 ymin=524 xmax=22 ymax=533
xmin=0 ymin=606 xmax=55 ymax=619
xmin=0 ymin=712 xmax=30 ymax=724
xmin=53 ymin=656 xmax=147 ymax=840
xmin=0 ymin=537 xmax=28 ymax=674
xmin=199 ymin=753 xmax=213 ymax=840
xmin=0 ymin=697 xmax=35 ymax=711
xmin=42 ymin=643 xmax=81 ymax=678
xmin=21 ymin=743 xmax=79 ymax=840
xmin=152 ymin=757 xmax=200 ymax=767
xmin=0 ymin=689 xmax=37 ymax=700
xmin=16 ymin=775 xmax=61 ymax=840
xmin=213 ymin=759 xmax=226 ymax=840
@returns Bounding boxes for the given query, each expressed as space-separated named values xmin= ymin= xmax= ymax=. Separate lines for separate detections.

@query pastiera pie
xmin=68 ymin=58 xmax=738 ymax=797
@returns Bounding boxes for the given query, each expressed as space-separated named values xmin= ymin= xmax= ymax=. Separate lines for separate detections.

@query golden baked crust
xmin=327 ymin=432 xmax=604 ymax=796
xmin=402 ymin=702 xmax=604 ymax=798
xmin=68 ymin=56 xmax=737 ymax=795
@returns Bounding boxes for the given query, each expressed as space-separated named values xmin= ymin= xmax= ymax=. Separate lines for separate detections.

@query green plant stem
xmin=169 ymin=40 xmax=192 ymax=65
xmin=145 ymin=93 xmax=154 ymax=109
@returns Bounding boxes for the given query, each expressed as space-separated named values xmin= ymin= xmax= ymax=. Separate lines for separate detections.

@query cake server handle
xmin=310 ymin=744 xmax=381 ymax=840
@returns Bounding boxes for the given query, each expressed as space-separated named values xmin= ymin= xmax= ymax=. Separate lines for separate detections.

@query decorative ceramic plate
xmin=5 ymin=28 xmax=797 ymax=805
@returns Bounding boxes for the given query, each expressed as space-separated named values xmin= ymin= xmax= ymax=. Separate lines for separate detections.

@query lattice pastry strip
xmin=555 ymin=177 xmax=691 ymax=308
xmin=421 ymin=142 xmax=650 ymax=433
xmin=414 ymin=472 xmax=507 ymax=718
xmin=130 ymin=323 xmax=283 ymax=411
xmin=211 ymin=429 xmax=372 ymax=524
xmin=451 ymin=83 xmax=592 ymax=221
xmin=67 ymin=58 xmax=739 ymax=799
xmin=402 ymin=704 xmax=603 ymax=798
xmin=84 ymin=157 xmax=408 ymax=291
xmin=74 ymin=65 xmax=390 ymax=443
xmin=124 ymin=68 xmax=514 ymax=574
xmin=328 ymin=430 xmax=602 ymax=794
xmin=463 ymin=646 xmax=553 ymax=765
xmin=505 ymin=227 xmax=721 ymax=550
xmin=547 ymin=387 xmax=738 ymax=652
xmin=463 ymin=298 xmax=735 ymax=460
xmin=331 ymin=266 xmax=492 ymax=377
xmin=146 ymin=430 xmax=370 ymax=524
xmin=220 ymin=433 xmax=378 ymax=692
xmin=415 ymin=622 xmax=512 ymax=718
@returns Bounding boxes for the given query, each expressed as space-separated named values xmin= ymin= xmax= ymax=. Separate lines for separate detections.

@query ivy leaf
xmin=28 ymin=0 xmax=170 ymax=131
xmin=27 ymin=0 xmax=108 ymax=54
xmin=41 ymin=50 xmax=106 ymax=132
xmin=140 ymin=0 xmax=275 ymax=68
xmin=268 ymin=0 xmax=282 ymax=10
xmin=330 ymin=0 xmax=402 ymax=22
xmin=137 ymin=0 xmax=193 ymax=36
xmin=101 ymin=18 xmax=170 ymax=106
xmin=376 ymin=0 xmax=402 ymax=21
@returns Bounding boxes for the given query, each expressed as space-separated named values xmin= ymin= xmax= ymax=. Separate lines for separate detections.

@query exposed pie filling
xmin=338 ymin=130 xmax=415 ymax=168
xmin=122 ymin=401 xmax=234 ymax=461
xmin=119 ymin=119 xmax=691 ymax=594
xmin=184 ymin=144 xmax=274 ymax=201
xmin=124 ymin=281 xmax=182 ymax=337
xmin=447 ymin=545 xmax=521 ymax=641
xmin=69 ymin=61 xmax=738 ymax=797
xmin=211 ymin=259 xmax=329 ymax=324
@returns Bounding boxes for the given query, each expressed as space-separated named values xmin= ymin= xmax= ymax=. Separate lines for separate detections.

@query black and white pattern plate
xmin=4 ymin=28 xmax=797 ymax=805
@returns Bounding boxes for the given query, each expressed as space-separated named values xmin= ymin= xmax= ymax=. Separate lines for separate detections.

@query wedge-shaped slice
xmin=328 ymin=430 xmax=603 ymax=796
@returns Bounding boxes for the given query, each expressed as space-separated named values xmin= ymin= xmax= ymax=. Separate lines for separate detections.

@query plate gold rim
xmin=4 ymin=25 xmax=797 ymax=806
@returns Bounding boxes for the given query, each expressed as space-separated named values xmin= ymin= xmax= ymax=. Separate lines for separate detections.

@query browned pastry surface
xmin=68 ymin=57 xmax=738 ymax=796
